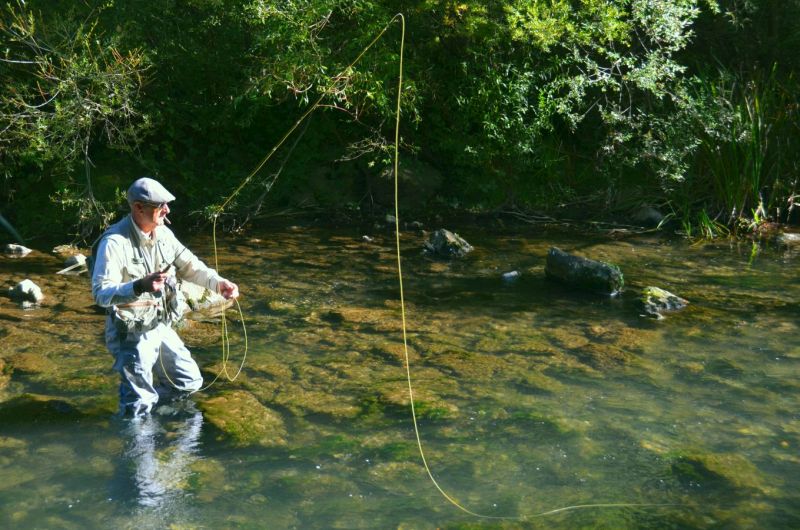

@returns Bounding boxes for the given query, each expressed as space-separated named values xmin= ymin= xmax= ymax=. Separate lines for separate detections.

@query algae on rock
xmin=199 ymin=390 xmax=287 ymax=447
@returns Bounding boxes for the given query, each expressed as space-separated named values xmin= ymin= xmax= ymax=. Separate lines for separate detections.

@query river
xmin=1 ymin=220 xmax=798 ymax=529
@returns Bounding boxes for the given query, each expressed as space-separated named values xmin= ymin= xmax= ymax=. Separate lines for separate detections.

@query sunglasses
xmin=138 ymin=201 xmax=169 ymax=210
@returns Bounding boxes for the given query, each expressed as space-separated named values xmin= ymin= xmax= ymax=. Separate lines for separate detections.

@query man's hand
xmin=217 ymin=279 xmax=239 ymax=300
xmin=134 ymin=271 xmax=168 ymax=295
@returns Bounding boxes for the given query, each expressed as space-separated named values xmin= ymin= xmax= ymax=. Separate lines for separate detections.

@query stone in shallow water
xmin=774 ymin=232 xmax=800 ymax=248
xmin=545 ymin=247 xmax=624 ymax=295
xmin=199 ymin=390 xmax=287 ymax=447
xmin=422 ymin=228 xmax=473 ymax=258
xmin=4 ymin=244 xmax=32 ymax=257
xmin=9 ymin=279 xmax=44 ymax=304
xmin=670 ymin=452 xmax=771 ymax=494
xmin=0 ymin=394 xmax=84 ymax=423
xmin=640 ymin=286 xmax=688 ymax=319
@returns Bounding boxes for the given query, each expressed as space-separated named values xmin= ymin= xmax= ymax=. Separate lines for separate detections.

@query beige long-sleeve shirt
xmin=92 ymin=215 xmax=223 ymax=311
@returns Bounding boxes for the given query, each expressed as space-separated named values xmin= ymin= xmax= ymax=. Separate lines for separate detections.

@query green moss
xmin=0 ymin=394 xmax=85 ymax=423
xmin=668 ymin=452 xmax=772 ymax=494
xmin=199 ymin=390 xmax=287 ymax=447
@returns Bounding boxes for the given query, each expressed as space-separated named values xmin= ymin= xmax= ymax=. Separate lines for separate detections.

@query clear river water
xmin=1 ymin=221 xmax=798 ymax=529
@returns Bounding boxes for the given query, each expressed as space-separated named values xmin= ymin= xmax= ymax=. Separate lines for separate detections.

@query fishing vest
xmin=98 ymin=216 xmax=188 ymax=334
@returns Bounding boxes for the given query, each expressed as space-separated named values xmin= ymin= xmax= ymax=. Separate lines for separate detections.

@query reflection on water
xmin=112 ymin=404 xmax=203 ymax=521
xmin=1 ymin=223 xmax=799 ymax=529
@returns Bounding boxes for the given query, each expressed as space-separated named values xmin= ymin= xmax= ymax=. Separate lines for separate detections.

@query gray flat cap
xmin=127 ymin=177 xmax=176 ymax=204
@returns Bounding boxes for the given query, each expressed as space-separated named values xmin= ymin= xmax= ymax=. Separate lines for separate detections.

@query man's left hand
xmin=218 ymin=279 xmax=239 ymax=300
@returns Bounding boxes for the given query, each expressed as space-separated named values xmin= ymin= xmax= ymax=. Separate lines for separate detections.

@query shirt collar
xmin=129 ymin=215 xmax=158 ymax=247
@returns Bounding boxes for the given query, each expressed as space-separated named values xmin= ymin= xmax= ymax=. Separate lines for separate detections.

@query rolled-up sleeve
xmin=92 ymin=237 xmax=138 ymax=307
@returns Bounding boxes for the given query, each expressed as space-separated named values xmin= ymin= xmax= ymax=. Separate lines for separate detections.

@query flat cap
xmin=127 ymin=177 xmax=176 ymax=204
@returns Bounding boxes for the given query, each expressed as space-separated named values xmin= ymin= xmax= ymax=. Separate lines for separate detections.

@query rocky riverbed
xmin=1 ymin=223 xmax=798 ymax=529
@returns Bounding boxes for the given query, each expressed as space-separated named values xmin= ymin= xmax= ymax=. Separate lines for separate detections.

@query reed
xmin=682 ymin=65 xmax=799 ymax=237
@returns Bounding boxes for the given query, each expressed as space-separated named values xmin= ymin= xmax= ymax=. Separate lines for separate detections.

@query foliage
xmin=0 ymin=1 xmax=149 ymax=239
xmin=0 ymin=0 xmax=799 ymax=241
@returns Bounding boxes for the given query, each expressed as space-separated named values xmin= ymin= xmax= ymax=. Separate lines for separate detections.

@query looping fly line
xmin=205 ymin=12 xmax=678 ymax=521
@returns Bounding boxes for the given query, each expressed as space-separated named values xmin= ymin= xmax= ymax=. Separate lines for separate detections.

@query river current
xmin=1 ymin=221 xmax=798 ymax=529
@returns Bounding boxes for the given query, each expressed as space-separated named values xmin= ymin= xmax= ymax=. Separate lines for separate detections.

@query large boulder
xmin=630 ymin=205 xmax=666 ymax=227
xmin=423 ymin=229 xmax=473 ymax=259
xmin=545 ymin=247 xmax=624 ymax=295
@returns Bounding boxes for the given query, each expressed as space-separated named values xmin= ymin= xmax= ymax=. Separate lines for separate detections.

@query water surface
xmin=1 ymin=222 xmax=798 ymax=529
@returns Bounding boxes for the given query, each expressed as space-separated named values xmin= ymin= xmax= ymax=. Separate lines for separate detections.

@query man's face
xmin=132 ymin=201 xmax=170 ymax=232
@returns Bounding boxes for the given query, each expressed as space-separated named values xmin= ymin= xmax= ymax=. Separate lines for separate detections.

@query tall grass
xmin=676 ymin=66 xmax=799 ymax=237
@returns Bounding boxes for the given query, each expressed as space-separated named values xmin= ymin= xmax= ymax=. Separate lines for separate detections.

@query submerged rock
xmin=0 ymin=394 xmax=84 ymax=423
xmin=501 ymin=270 xmax=521 ymax=282
xmin=423 ymin=228 xmax=473 ymax=259
xmin=670 ymin=452 xmax=771 ymax=494
xmin=640 ymin=286 xmax=688 ymax=319
xmin=199 ymin=390 xmax=287 ymax=447
xmin=8 ymin=279 xmax=44 ymax=306
xmin=544 ymin=247 xmax=624 ymax=295
xmin=3 ymin=244 xmax=32 ymax=257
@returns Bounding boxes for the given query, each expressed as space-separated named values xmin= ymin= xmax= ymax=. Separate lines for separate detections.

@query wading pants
xmin=105 ymin=319 xmax=203 ymax=416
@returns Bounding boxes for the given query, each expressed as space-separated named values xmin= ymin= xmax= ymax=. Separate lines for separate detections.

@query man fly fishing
xmin=91 ymin=177 xmax=239 ymax=416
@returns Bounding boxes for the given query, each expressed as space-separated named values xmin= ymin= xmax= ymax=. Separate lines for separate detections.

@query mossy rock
xmin=188 ymin=458 xmax=228 ymax=503
xmin=669 ymin=452 xmax=771 ymax=494
xmin=0 ymin=393 xmax=85 ymax=423
xmin=573 ymin=342 xmax=635 ymax=368
xmin=273 ymin=386 xmax=362 ymax=419
xmin=7 ymin=352 xmax=53 ymax=375
xmin=640 ymin=286 xmax=688 ymax=319
xmin=373 ymin=381 xmax=459 ymax=420
xmin=199 ymin=390 xmax=287 ymax=447
xmin=321 ymin=306 xmax=402 ymax=332
xmin=273 ymin=468 xmax=358 ymax=499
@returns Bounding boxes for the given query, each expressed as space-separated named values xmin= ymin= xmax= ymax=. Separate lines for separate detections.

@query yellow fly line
xmin=176 ymin=12 xmax=676 ymax=521
xmin=184 ymin=14 xmax=411 ymax=389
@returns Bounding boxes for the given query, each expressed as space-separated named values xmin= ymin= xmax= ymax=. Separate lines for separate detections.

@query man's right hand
xmin=134 ymin=271 xmax=168 ymax=295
